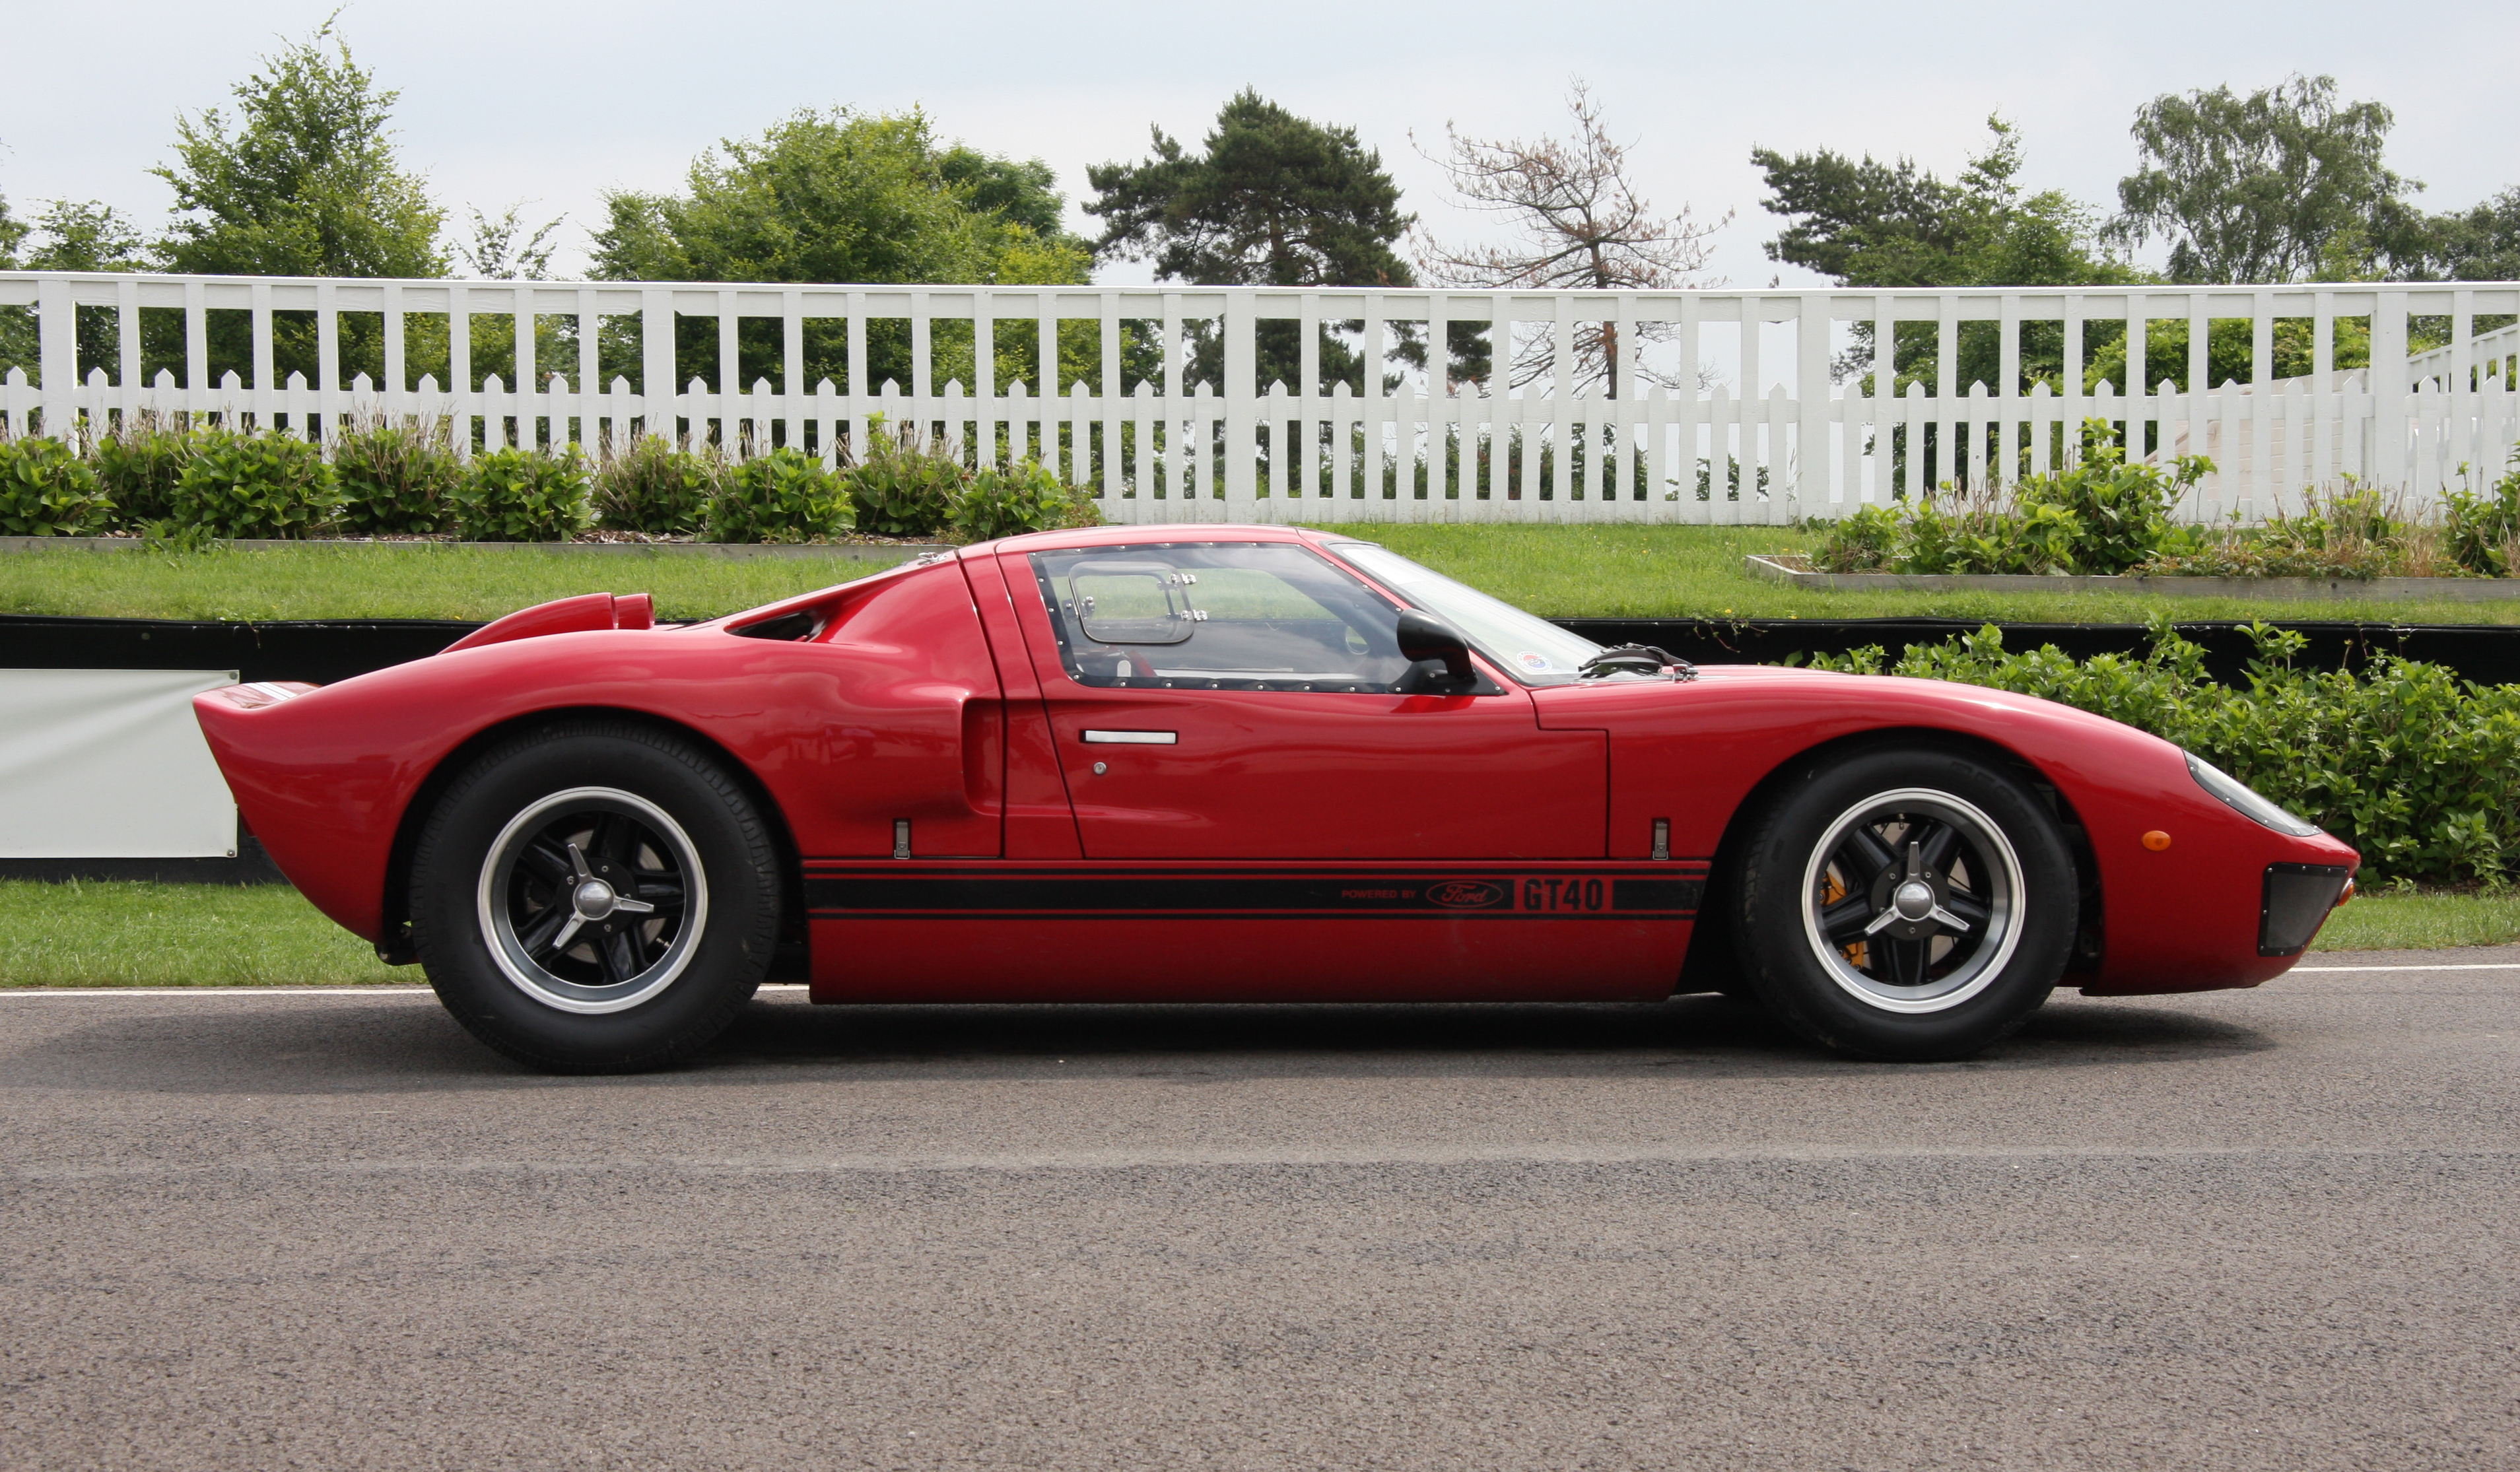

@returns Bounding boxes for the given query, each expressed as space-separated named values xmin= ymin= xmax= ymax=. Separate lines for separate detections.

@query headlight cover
xmin=2187 ymin=753 xmax=2321 ymax=837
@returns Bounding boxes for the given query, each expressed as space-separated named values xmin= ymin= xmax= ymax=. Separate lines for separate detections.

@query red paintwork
xmin=811 ymin=913 xmax=1688 ymax=1003
xmin=193 ymin=524 xmax=2356 ymax=1001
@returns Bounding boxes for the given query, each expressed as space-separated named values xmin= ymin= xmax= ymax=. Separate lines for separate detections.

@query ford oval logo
xmin=1427 ymin=879 xmax=1506 ymax=909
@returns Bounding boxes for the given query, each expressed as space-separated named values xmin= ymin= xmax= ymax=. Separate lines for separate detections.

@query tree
xmin=154 ymin=22 xmax=444 ymax=280
xmin=2110 ymin=75 xmax=2419 ymax=285
xmin=458 ymin=205 xmax=563 ymax=281
xmin=1089 ymin=90 xmax=1413 ymax=290
xmin=1417 ymin=82 xmax=1724 ymax=395
xmin=0 ymin=191 xmax=26 ymax=267
xmin=594 ymin=107 xmax=1093 ymax=409
xmin=0 ymin=193 xmax=26 ymax=380
xmin=1757 ymin=117 xmax=2132 ymax=295
xmin=16 ymin=202 xmax=153 ymax=384
xmin=1756 ymin=117 xmax=2144 ymax=395
xmin=152 ymin=21 xmax=445 ymax=388
xmin=18 ymin=201 xmax=150 ymax=273
xmin=1759 ymin=119 xmax=2159 ymax=487
xmin=1087 ymin=90 xmax=1416 ymax=392
xmin=2383 ymin=186 xmax=2520 ymax=283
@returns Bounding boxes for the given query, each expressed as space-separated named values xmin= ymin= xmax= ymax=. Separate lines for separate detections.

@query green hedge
xmin=0 ymin=422 xmax=1097 ymax=545
xmin=1815 ymin=428 xmax=2520 ymax=580
xmin=0 ymin=436 xmax=114 ymax=535
xmin=1796 ymin=620 xmax=2520 ymax=886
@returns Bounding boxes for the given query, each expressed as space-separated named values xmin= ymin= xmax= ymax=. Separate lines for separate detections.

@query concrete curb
xmin=1744 ymin=554 xmax=2520 ymax=602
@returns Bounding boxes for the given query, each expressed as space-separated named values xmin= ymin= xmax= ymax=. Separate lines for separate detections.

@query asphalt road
xmin=3 ymin=949 xmax=2516 ymax=1471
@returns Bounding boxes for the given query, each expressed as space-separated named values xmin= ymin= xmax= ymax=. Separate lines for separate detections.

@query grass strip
xmin=2312 ymin=890 xmax=2520 ymax=952
xmin=5 ymin=528 xmax=2518 ymax=624
xmin=0 ymin=544 xmax=889 ymax=623
xmin=1310 ymin=523 xmax=2520 ymax=624
xmin=0 ymin=879 xmax=2504 ymax=987
xmin=0 ymin=880 xmax=405 ymax=987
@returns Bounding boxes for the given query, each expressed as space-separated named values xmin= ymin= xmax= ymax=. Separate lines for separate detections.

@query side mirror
xmin=1396 ymin=611 xmax=1478 ymax=692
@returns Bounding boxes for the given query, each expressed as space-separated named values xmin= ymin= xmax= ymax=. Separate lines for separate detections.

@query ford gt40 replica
xmin=193 ymin=525 xmax=2358 ymax=1071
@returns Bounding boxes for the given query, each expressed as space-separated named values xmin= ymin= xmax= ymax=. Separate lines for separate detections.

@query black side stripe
xmin=802 ymin=869 xmax=1705 ymax=920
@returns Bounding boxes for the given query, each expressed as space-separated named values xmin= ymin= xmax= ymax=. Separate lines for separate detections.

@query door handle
xmin=1081 ymin=729 xmax=1177 ymax=745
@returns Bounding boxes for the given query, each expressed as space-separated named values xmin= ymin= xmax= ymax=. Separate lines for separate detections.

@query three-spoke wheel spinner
xmin=478 ymin=788 xmax=709 ymax=1015
xmin=1801 ymin=789 xmax=2022 ymax=1015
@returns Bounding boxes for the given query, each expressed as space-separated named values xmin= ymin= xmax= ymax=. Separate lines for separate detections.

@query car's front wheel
xmin=409 ymin=719 xmax=782 ymax=1072
xmin=1734 ymin=745 xmax=2076 ymax=1060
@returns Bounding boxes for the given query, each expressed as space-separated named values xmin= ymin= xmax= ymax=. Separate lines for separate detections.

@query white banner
xmin=0 ymin=669 xmax=238 ymax=858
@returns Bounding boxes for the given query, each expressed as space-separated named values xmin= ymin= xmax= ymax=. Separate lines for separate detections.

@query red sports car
xmin=193 ymin=524 xmax=2358 ymax=1072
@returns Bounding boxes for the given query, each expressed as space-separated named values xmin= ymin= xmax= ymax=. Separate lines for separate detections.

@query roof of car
xmin=971 ymin=523 xmax=1349 ymax=556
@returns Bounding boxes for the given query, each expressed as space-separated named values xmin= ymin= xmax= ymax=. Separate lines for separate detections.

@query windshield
xmin=1325 ymin=542 xmax=1603 ymax=686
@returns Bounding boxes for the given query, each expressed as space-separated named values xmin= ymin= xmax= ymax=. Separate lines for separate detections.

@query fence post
xmin=36 ymin=276 xmax=74 ymax=439
xmin=516 ymin=283 xmax=539 ymax=452
xmin=1099 ymin=290 xmax=1122 ymax=499
xmin=1223 ymin=288 xmax=1255 ymax=509
xmin=641 ymin=288 xmax=675 ymax=444
xmin=1796 ymin=293 xmax=1832 ymax=512
xmin=2371 ymin=289 xmax=2409 ymax=492
xmin=184 ymin=278 xmax=209 ymax=420
xmin=116 ymin=276 xmax=141 ymax=423
xmin=384 ymin=283 xmax=407 ymax=418
xmin=316 ymin=280 xmax=341 ymax=447
xmin=846 ymin=288 xmax=868 ymax=460
xmin=449 ymin=284 xmax=473 ymax=454
xmin=250 ymin=280 xmax=275 ymax=431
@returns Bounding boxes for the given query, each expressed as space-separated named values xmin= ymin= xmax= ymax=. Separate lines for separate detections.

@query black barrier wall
xmin=1557 ymin=619 xmax=2520 ymax=688
xmin=10 ymin=614 xmax=2519 ymax=687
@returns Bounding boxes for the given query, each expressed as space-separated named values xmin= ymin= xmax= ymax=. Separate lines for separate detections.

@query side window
xmin=1032 ymin=543 xmax=1412 ymax=691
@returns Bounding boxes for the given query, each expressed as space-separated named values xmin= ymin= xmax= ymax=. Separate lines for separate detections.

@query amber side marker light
xmin=2336 ymin=879 xmax=2356 ymax=906
xmin=2141 ymin=830 xmax=2173 ymax=851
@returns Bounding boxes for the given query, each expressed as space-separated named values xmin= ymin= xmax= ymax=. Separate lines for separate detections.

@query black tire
xmin=409 ymin=719 xmax=782 ymax=1073
xmin=1733 ymin=743 xmax=2075 ymax=1061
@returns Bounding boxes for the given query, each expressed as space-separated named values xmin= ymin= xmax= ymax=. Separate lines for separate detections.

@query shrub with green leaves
xmin=951 ymin=457 xmax=1097 ymax=541
xmin=2444 ymin=450 xmax=2520 ymax=577
xmin=171 ymin=428 xmax=339 ymax=539
xmin=2012 ymin=439 xmax=2209 ymax=574
xmin=333 ymin=418 xmax=461 ymax=535
xmin=1797 ymin=620 xmax=2520 ymax=886
xmin=594 ymin=436 xmax=722 ymax=535
xmin=1810 ymin=424 xmax=2209 ymax=576
xmin=2141 ymin=483 xmax=2424 ymax=580
xmin=91 ymin=418 xmax=195 ymax=528
xmin=0 ymin=436 xmax=116 ymax=536
xmin=843 ymin=418 xmax=967 ymax=537
xmin=450 ymin=446 xmax=594 ymax=542
xmin=704 ymin=447 xmax=855 ymax=543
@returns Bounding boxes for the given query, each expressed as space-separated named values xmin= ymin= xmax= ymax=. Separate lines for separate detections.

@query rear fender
xmin=373 ymin=706 xmax=807 ymax=974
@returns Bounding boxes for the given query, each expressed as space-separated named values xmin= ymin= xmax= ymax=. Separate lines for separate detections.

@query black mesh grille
xmin=2261 ymin=864 xmax=2352 ymax=956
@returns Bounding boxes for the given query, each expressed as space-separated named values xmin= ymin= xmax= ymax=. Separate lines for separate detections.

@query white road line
xmin=0 ymin=984 xmax=814 ymax=997
xmin=2295 ymin=963 xmax=2520 ymax=972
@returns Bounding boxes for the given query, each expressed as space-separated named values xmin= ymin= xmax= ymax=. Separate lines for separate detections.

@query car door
xmin=1004 ymin=539 xmax=1604 ymax=861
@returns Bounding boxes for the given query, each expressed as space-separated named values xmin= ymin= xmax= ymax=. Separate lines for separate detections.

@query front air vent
xmin=730 ymin=611 xmax=821 ymax=642
xmin=2260 ymin=863 xmax=2352 ymax=956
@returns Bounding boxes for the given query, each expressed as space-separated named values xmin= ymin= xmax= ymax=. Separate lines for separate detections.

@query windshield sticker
xmin=1517 ymin=652 xmax=1553 ymax=672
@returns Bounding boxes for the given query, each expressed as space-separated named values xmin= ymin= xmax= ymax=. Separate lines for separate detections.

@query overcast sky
xmin=5 ymin=0 xmax=2515 ymax=291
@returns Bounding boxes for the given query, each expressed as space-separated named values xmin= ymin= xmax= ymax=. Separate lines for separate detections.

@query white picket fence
xmin=3 ymin=271 xmax=2517 ymax=524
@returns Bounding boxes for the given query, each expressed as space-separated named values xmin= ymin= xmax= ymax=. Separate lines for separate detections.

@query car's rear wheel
xmin=1734 ymin=745 xmax=2075 ymax=1060
xmin=409 ymin=719 xmax=782 ymax=1072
